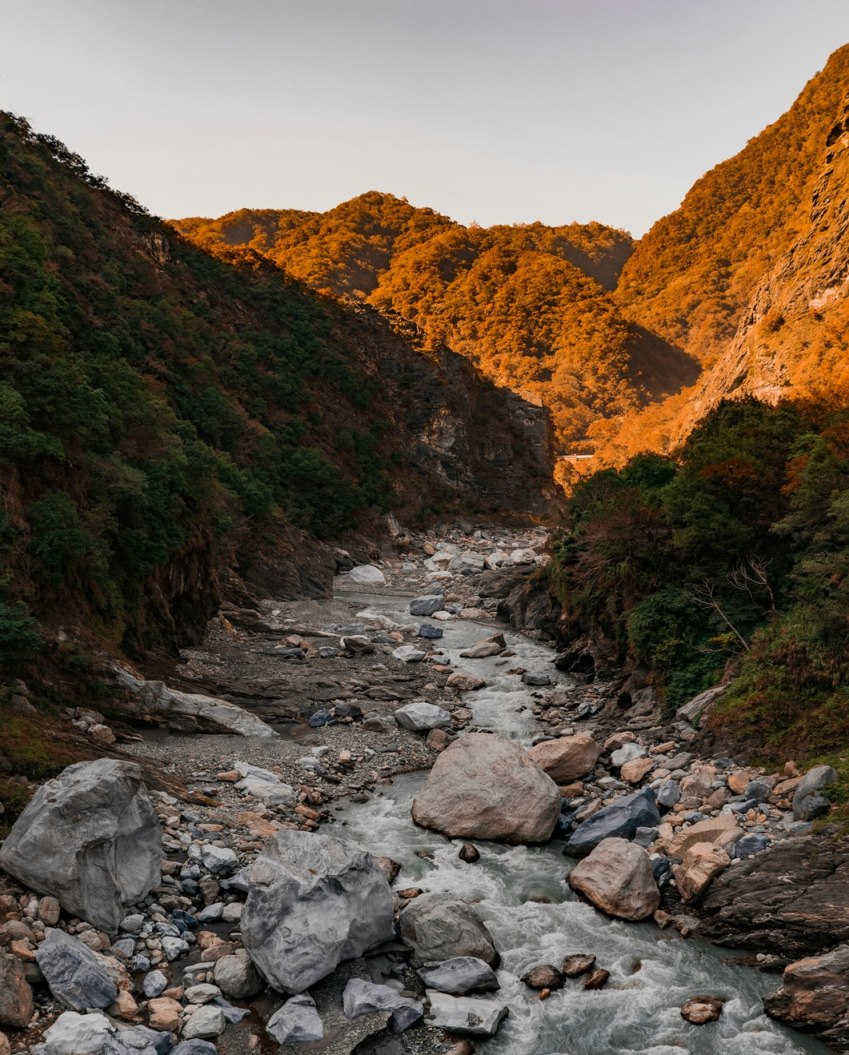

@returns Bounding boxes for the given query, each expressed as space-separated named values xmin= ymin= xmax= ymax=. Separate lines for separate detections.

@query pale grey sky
xmin=3 ymin=0 xmax=849 ymax=236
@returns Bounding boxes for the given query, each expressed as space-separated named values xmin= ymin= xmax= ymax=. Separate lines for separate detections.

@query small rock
xmin=417 ymin=956 xmax=499 ymax=995
xmin=522 ymin=965 xmax=563 ymax=990
xmin=458 ymin=843 xmax=480 ymax=863
xmin=681 ymin=996 xmax=724 ymax=1024
xmin=562 ymin=954 xmax=596 ymax=978
xmin=425 ymin=990 xmax=508 ymax=1038
xmin=583 ymin=968 xmax=611 ymax=990
xmin=267 ymin=993 xmax=324 ymax=1044
xmin=183 ymin=1004 xmax=226 ymax=1039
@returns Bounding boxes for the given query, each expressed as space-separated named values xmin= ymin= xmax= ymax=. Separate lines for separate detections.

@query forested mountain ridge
xmin=0 ymin=112 xmax=552 ymax=669
xmin=174 ymin=195 xmax=699 ymax=450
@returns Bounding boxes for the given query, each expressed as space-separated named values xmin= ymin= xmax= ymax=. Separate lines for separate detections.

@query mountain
xmin=174 ymin=195 xmax=699 ymax=451
xmin=0 ymin=113 xmax=553 ymax=666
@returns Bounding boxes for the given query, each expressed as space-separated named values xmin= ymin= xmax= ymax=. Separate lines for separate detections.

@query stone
xmin=681 ymin=997 xmax=724 ymax=1024
xmin=425 ymin=991 xmax=508 ymax=1038
xmin=676 ymin=685 xmax=726 ymax=723
xmin=200 ymin=846 xmax=238 ymax=875
xmin=446 ymin=672 xmax=486 ymax=692
xmin=583 ymin=968 xmax=611 ymax=990
xmin=568 ymin=838 xmax=660 ymax=921
xmin=241 ymin=829 xmax=394 ymax=993
xmin=213 ymin=951 xmax=262 ymax=999
xmin=667 ymin=815 xmax=739 ymax=857
xmin=185 ymin=983 xmax=221 ymax=1004
xmin=426 ymin=728 xmax=451 ymax=751
xmin=734 ymin=833 xmax=771 ymax=859
xmin=565 ymin=788 xmax=661 ymax=857
xmin=410 ymin=595 xmax=445 ymax=617
xmin=611 ymin=743 xmax=648 ymax=768
xmin=458 ymin=843 xmax=480 ymax=863
xmin=459 ymin=638 xmax=504 ymax=659
xmin=394 ymin=702 xmax=452 ymax=731
xmin=522 ymin=965 xmax=563 ymax=990
xmin=38 ymin=896 xmax=61 ymax=926
xmin=521 ymin=671 xmax=552 ymax=686
xmin=343 ymin=978 xmax=423 ymax=1033
xmin=765 ymin=943 xmax=849 ymax=1043
xmin=449 ymin=553 xmax=486 ymax=573
xmin=417 ymin=624 xmax=443 ymax=640
xmin=399 ymin=894 xmax=498 ymax=967
xmin=562 ymin=954 xmax=596 ymax=978
xmin=620 ymin=757 xmax=654 ymax=784
xmin=744 ymin=779 xmax=771 ymax=803
xmin=267 ymin=993 xmax=324 ymax=1044
xmin=0 ymin=760 xmax=162 ymax=933
xmin=38 ymin=1011 xmax=111 ymax=1055
xmin=347 ymin=565 xmax=386 ymax=586
xmin=795 ymin=792 xmax=832 ymax=822
xmin=392 ymin=645 xmax=426 ymax=663
xmin=108 ymin=989 xmax=139 ymax=1020
xmin=172 ymin=1044 xmax=218 ymax=1055
xmin=0 ymin=951 xmax=33 ymax=1027
xmin=416 ymin=956 xmax=499 ymax=994
xmin=412 ymin=733 xmax=560 ymax=844
xmin=656 ymin=781 xmax=680 ymax=808
xmin=673 ymin=843 xmax=731 ymax=902
xmin=234 ymin=761 xmax=296 ymax=806
xmin=36 ymin=929 xmax=119 ymax=1010
xmin=0 ymin=1032 xmax=8 ymax=1055
xmin=142 ymin=971 xmax=168 ymax=999
xmin=183 ymin=1005 xmax=225 ymax=1039
xmin=148 ymin=996 xmax=182 ymax=1032
xmin=527 ymin=736 xmax=601 ymax=784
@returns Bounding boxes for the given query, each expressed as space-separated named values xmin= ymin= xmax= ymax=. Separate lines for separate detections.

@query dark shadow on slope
xmin=627 ymin=325 xmax=702 ymax=401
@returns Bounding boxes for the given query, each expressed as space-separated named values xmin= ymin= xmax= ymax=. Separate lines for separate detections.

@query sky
xmin=3 ymin=0 xmax=849 ymax=237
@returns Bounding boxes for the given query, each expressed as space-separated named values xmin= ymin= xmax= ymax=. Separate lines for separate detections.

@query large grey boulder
xmin=241 ymin=829 xmax=394 ymax=993
xmin=347 ymin=564 xmax=386 ymax=587
xmin=417 ymin=956 xmax=499 ymax=994
xmin=399 ymin=894 xmax=498 ymax=967
xmin=343 ymin=978 xmax=423 ymax=1033
xmin=568 ymin=838 xmax=661 ymax=921
xmin=412 ymin=733 xmax=560 ymax=844
xmin=565 ymin=787 xmax=660 ymax=858
xmin=0 ymin=759 xmax=161 ymax=933
xmin=36 ymin=930 xmax=119 ymax=1011
xmin=267 ymin=994 xmax=324 ymax=1043
xmin=793 ymin=765 xmax=837 ymax=821
xmin=35 ymin=1011 xmax=112 ymax=1055
xmin=394 ymin=702 xmax=452 ymax=731
xmin=410 ymin=595 xmax=445 ymax=617
xmin=425 ymin=991 xmax=508 ymax=1037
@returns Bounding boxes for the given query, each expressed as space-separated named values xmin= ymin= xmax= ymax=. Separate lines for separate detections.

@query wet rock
xmin=459 ymin=843 xmax=480 ymax=863
xmin=527 ymin=735 xmax=601 ymax=784
xmin=0 ymin=951 xmax=33 ymax=1027
xmin=35 ymin=929 xmax=119 ymax=1011
xmin=681 ymin=996 xmax=724 ymax=1024
xmin=565 ymin=788 xmax=660 ymax=857
xmin=521 ymin=672 xmax=552 ymax=686
xmin=394 ymin=702 xmax=452 ymax=731
xmin=446 ymin=672 xmax=486 ymax=692
xmin=242 ymin=829 xmax=394 ymax=993
xmin=568 ymin=838 xmax=660 ymax=921
xmin=583 ymin=968 xmax=611 ymax=990
xmin=522 ymin=965 xmax=563 ymax=990
xmin=425 ymin=991 xmax=508 ymax=1038
xmin=410 ymin=595 xmax=445 ymax=617
xmin=399 ymin=894 xmax=498 ymax=967
xmin=412 ymin=733 xmax=560 ymax=844
xmin=267 ymin=993 xmax=324 ymax=1044
xmin=460 ymin=636 xmax=504 ymax=659
xmin=416 ymin=956 xmax=499 ymax=994
xmin=343 ymin=978 xmax=423 ymax=1033
xmin=764 ymin=944 xmax=849 ymax=1046
xmin=562 ymin=954 xmax=596 ymax=978
xmin=0 ymin=759 xmax=162 ymax=933
xmin=417 ymin=624 xmax=444 ymax=640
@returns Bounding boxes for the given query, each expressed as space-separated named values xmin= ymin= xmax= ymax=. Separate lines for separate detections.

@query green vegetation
xmin=550 ymin=398 xmax=849 ymax=750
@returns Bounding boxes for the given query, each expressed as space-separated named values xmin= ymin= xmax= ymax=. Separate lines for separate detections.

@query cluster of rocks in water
xmin=1 ymin=522 xmax=847 ymax=1053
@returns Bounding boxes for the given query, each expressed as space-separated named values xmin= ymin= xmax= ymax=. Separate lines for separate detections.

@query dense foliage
xmin=175 ymin=194 xmax=698 ymax=450
xmin=550 ymin=397 xmax=849 ymax=756
xmin=0 ymin=113 xmax=489 ymax=664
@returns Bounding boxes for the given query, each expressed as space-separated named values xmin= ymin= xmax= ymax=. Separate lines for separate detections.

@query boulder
xmin=410 ymin=595 xmax=445 ymax=617
xmin=182 ymin=1005 xmax=225 ymax=1039
xmin=0 ymin=759 xmax=162 ymax=933
xmin=234 ymin=761 xmax=295 ymax=806
xmin=764 ymin=944 xmax=849 ymax=1045
xmin=267 ymin=994 xmax=324 ymax=1044
xmin=241 ymin=830 xmax=394 ymax=993
xmin=392 ymin=645 xmax=426 ymax=663
xmin=529 ymin=737 xmax=601 ymax=782
xmin=213 ymin=951 xmax=262 ymax=999
xmin=610 ymin=743 xmax=647 ymax=768
xmin=425 ymin=991 xmax=508 ymax=1038
xmin=562 ymin=954 xmax=596 ymax=978
xmin=35 ymin=929 xmax=119 ymax=1011
xmin=347 ymin=565 xmax=386 ymax=587
xmin=565 ymin=788 xmax=660 ymax=857
xmin=412 ymin=733 xmax=560 ymax=844
xmin=399 ymin=894 xmax=498 ymax=967
xmin=522 ymin=965 xmax=563 ymax=990
xmin=446 ymin=672 xmax=485 ymax=692
xmin=667 ymin=815 xmax=739 ymax=857
xmin=673 ymin=843 xmax=731 ymax=902
xmin=394 ymin=702 xmax=452 ymax=731
xmin=568 ymin=838 xmax=660 ymax=921
xmin=681 ymin=997 xmax=724 ymax=1024
xmin=793 ymin=765 xmax=837 ymax=821
xmin=416 ymin=957 xmax=499 ymax=995
xmin=0 ymin=952 xmax=33 ymax=1027
xmin=343 ymin=978 xmax=423 ymax=1033
xmin=36 ymin=1011 xmax=111 ymax=1055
